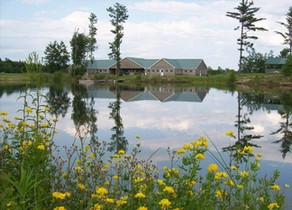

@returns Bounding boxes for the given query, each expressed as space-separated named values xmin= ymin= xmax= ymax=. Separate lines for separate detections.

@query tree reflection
xmin=223 ymin=92 xmax=262 ymax=163
xmin=71 ymin=84 xmax=98 ymax=143
xmin=108 ymin=85 xmax=128 ymax=153
xmin=46 ymin=85 xmax=71 ymax=119
xmin=271 ymin=92 xmax=292 ymax=159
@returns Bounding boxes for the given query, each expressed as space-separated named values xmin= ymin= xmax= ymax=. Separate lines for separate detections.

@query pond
xmin=0 ymin=82 xmax=292 ymax=203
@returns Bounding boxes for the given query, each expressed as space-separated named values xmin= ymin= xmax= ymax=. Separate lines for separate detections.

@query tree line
xmin=0 ymin=1 xmax=291 ymax=76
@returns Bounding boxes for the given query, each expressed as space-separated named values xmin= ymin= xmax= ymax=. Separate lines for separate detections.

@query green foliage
xmin=88 ymin=13 xmax=98 ymax=64
xmin=25 ymin=52 xmax=47 ymax=85
xmin=226 ymin=0 xmax=267 ymax=71
xmin=70 ymin=31 xmax=89 ymax=66
xmin=0 ymin=58 xmax=25 ymax=73
xmin=282 ymin=54 xmax=292 ymax=76
xmin=0 ymin=89 xmax=289 ymax=209
xmin=241 ymin=48 xmax=266 ymax=73
xmin=275 ymin=7 xmax=292 ymax=55
xmin=44 ymin=40 xmax=70 ymax=73
xmin=227 ymin=70 xmax=236 ymax=84
xmin=107 ymin=3 xmax=129 ymax=75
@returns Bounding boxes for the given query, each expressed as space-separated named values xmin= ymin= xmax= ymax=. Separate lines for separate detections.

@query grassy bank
xmin=0 ymin=72 xmax=75 ymax=83
xmin=2 ymin=72 xmax=292 ymax=88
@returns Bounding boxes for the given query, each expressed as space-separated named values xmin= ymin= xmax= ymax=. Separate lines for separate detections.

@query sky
xmin=0 ymin=0 xmax=291 ymax=69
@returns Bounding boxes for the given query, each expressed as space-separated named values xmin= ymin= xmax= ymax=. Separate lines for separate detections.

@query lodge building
xmin=87 ymin=57 xmax=208 ymax=76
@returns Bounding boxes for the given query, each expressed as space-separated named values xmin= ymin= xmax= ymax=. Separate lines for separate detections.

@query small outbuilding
xmin=265 ymin=57 xmax=287 ymax=74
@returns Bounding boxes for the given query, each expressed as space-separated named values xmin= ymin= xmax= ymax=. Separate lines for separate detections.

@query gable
xmin=150 ymin=59 xmax=175 ymax=69
xmin=110 ymin=58 xmax=144 ymax=69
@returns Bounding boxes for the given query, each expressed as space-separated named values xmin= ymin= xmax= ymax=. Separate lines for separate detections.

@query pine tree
xmin=275 ymin=7 xmax=292 ymax=55
xmin=107 ymin=3 xmax=129 ymax=75
xmin=226 ymin=0 xmax=267 ymax=72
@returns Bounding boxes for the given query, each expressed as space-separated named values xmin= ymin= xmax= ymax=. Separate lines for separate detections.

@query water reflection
xmin=71 ymin=84 xmax=98 ymax=143
xmin=270 ymin=91 xmax=292 ymax=158
xmin=108 ymin=86 xmax=128 ymax=153
xmin=87 ymin=84 xmax=209 ymax=103
xmin=47 ymin=85 xmax=71 ymax=119
xmin=223 ymin=92 xmax=263 ymax=163
xmin=0 ymin=83 xmax=291 ymax=160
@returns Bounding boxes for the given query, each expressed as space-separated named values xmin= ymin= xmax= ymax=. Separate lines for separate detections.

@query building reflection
xmin=86 ymin=85 xmax=209 ymax=103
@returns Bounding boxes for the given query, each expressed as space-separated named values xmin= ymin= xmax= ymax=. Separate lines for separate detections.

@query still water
xmin=0 ymin=83 xmax=292 ymax=202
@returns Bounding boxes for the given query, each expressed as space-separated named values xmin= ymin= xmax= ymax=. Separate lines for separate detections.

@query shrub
xmin=282 ymin=55 xmax=292 ymax=76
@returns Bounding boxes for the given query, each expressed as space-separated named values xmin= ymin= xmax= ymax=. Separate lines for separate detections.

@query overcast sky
xmin=0 ymin=0 xmax=291 ymax=69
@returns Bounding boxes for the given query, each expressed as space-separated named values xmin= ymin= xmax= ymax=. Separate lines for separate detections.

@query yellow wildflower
xmin=77 ymin=183 xmax=85 ymax=191
xmin=243 ymin=145 xmax=253 ymax=153
xmin=183 ymin=143 xmax=193 ymax=150
xmin=75 ymin=166 xmax=82 ymax=172
xmin=159 ymin=198 xmax=171 ymax=208
xmin=224 ymin=179 xmax=235 ymax=186
xmin=257 ymin=153 xmax=263 ymax=157
xmin=230 ymin=165 xmax=238 ymax=170
xmin=260 ymin=197 xmax=265 ymax=202
xmin=134 ymin=177 xmax=144 ymax=183
xmin=163 ymin=186 xmax=175 ymax=194
xmin=285 ymin=184 xmax=290 ymax=188
xmin=137 ymin=206 xmax=147 ymax=210
xmin=271 ymin=184 xmax=280 ymax=191
xmin=0 ymin=111 xmax=8 ymax=116
xmin=53 ymin=206 xmax=66 ymax=210
xmin=96 ymin=187 xmax=108 ymax=197
xmin=44 ymin=107 xmax=50 ymax=112
xmin=118 ymin=149 xmax=125 ymax=155
xmin=196 ymin=153 xmax=205 ymax=160
xmin=207 ymin=164 xmax=218 ymax=172
xmin=176 ymin=148 xmax=186 ymax=154
xmin=113 ymin=175 xmax=118 ymax=180
xmin=215 ymin=190 xmax=223 ymax=198
xmin=88 ymin=153 xmax=96 ymax=158
xmin=25 ymin=107 xmax=33 ymax=113
xmin=157 ymin=179 xmax=165 ymax=185
xmin=237 ymin=184 xmax=244 ymax=189
xmin=65 ymin=192 xmax=71 ymax=198
xmin=91 ymin=203 xmax=102 ymax=210
xmin=136 ymin=135 xmax=141 ymax=139
xmin=215 ymin=172 xmax=228 ymax=180
xmin=267 ymin=202 xmax=280 ymax=209
xmin=37 ymin=145 xmax=45 ymax=150
xmin=225 ymin=130 xmax=235 ymax=137
xmin=52 ymin=192 xmax=66 ymax=200
xmin=105 ymin=198 xmax=114 ymax=203
xmin=239 ymin=171 xmax=249 ymax=177
xmin=116 ymin=200 xmax=127 ymax=207
xmin=135 ymin=192 xmax=146 ymax=199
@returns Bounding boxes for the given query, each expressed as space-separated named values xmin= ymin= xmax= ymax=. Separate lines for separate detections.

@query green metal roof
xmin=87 ymin=58 xmax=205 ymax=69
xmin=127 ymin=57 xmax=159 ymax=68
xmin=163 ymin=59 xmax=204 ymax=69
xmin=87 ymin=60 xmax=116 ymax=69
xmin=265 ymin=57 xmax=287 ymax=65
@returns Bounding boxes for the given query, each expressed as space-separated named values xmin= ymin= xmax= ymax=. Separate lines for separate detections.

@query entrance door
xmin=160 ymin=69 xmax=164 ymax=76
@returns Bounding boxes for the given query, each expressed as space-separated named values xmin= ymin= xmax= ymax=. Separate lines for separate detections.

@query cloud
xmin=18 ymin=0 xmax=50 ymax=4
xmin=1 ymin=0 xmax=291 ymax=68
xmin=132 ymin=0 xmax=202 ymax=15
xmin=0 ymin=10 xmax=92 ymax=60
